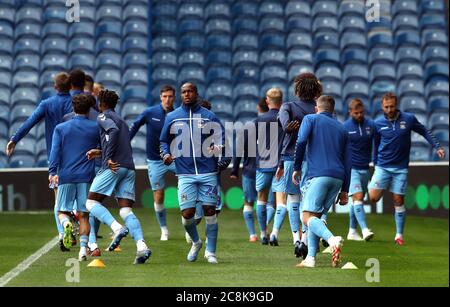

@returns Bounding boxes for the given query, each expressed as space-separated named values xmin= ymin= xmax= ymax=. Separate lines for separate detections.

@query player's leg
xmin=52 ymin=187 xmax=66 ymax=250
xmin=354 ymin=170 xmax=374 ymax=241
xmin=270 ymin=190 xmax=287 ymax=246
xmin=148 ymin=160 xmax=170 ymax=241
xmin=87 ymin=213 xmax=101 ymax=257
xmin=56 ymin=184 xmax=78 ymax=251
xmin=198 ymin=175 xmax=219 ymax=263
xmin=266 ymin=191 xmax=276 ymax=226
xmin=76 ymin=183 xmax=91 ymax=261
xmin=390 ymin=168 xmax=408 ymax=245
xmin=242 ymin=175 xmax=257 ymax=242
xmin=256 ymin=171 xmax=271 ymax=244
xmin=347 ymin=169 xmax=363 ymax=240
xmin=368 ymin=166 xmax=391 ymax=204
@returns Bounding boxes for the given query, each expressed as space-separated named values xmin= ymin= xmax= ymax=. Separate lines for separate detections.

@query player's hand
xmin=337 ymin=192 xmax=349 ymax=206
xmin=286 ymin=120 xmax=300 ymax=133
xmin=230 ymin=174 xmax=238 ymax=180
xmin=275 ymin=167 xmax=284 ymax=181
xmin=48 ymin=175 xmax=58 ymax=187
xmin=292 ymin=170 xmax=301 ymax=186
xmin=208 ymin=145 xmax=224 ymax=156
xmin=107 ymin=159 xmax=120 ymax=173
xmin=436 ymin=148 xmax=446 ymax=159
xmin=6 ymin=141 xmax=15 ymax=157
xmin=163 ymin=154 xmax=174 ymax=166
xmin=86 ymin=149 xmax=102 ymax=160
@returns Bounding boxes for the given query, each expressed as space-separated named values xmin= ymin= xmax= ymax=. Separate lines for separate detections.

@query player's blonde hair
xmin=266 ymin=88 xmax=283 ymax=105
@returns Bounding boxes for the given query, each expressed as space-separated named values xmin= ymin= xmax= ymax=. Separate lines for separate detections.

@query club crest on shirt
xmin=400 ymin=121 xmax=407 ymax=129
xmin=365 ymin=127 xmax=372 ymax=135
xmin=181 ymin=193 xmax=188 ymax=202
xmin=197 ymin=119 xmax=205 ymax=129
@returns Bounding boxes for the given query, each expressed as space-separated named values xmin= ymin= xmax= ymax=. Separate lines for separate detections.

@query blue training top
xmin=343 ymin=117 xmax=376 ymax=170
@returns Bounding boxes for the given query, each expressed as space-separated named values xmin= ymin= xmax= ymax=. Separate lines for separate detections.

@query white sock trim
xmin=287 ymin=194 xmax=300 ymax=203
xmin=307 ymin=216 xmax=319 ymax=228
xmin=182 ymin=216 xmax=195 ymax=226
xmin=353 ymin=200 xmax=364 ymax=206
xmin=111 ymin=221 xmax=123 ymax=233
xmin=277 ymin=203 xmax=287 ymax=209
xmin=154 ymin=203 xmax=164 ymax=212
xmin=119 ymin=207 xmax=133 ymax=220
xmin=86 ymin=199 xmax=100 ymax=212
xmin=395 ymin=205 xmax=406 ymax=213
xmin=205 ymin=215 xmax=218 ymax=224
xmin=257 ymin=201 xmax=267 ymax=206
xmin=243 ymin=205 xmax=254 ymax=213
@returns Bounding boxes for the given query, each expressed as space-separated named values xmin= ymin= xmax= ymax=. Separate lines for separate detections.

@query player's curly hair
xmin=98 ymin=89 xmax=119 ymax=109
xmin=294 ymin=72 xmax=323 ymax=101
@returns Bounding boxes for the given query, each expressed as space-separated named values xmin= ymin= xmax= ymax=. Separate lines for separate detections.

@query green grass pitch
xmin=0 ymin=209 xmax=448 ymax=287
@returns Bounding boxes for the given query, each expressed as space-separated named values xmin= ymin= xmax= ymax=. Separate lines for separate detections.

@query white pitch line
xmin=0 ymin=236 xmax=59 ymax=287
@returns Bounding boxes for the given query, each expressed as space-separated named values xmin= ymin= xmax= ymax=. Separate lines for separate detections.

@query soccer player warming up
xmin=292 ymin=96 xmax=351 ymax=268
xmin=160 ymin=83 xmax=229 ymax=264
xmin=85 ymin=89 xmax=152 ymax=264
xmin=368 ymin=93 xmax=445 ymax=246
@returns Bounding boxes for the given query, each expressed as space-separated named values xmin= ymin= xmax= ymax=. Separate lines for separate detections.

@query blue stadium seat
xmin=285 ymin=1 xmax=311 ymax=18
xmin=153 ymin=1 xmax=178 ymax=17
xmin=96 ymin=21 xmax=122 ymax=37
xmin=76 ymin=5 xmax=95 ymax=22
xmin=260 ymin=65 xmax=287 ymax=83
xmin=179 ymin=18 xmax=204 ymax=34
xmin=397 ymin=63 xmax=423 ymax=81
xmin=286 ymin=16 xmax=312 ymax=32
xmin=425 ymin=80 xmax=449 ymax=97
xmin=368 ymin=48 xmax=395 ymax=67
xmin=152 ymin=19 xmax=177 ymax=34
xmin=132 ymin=152 xmax=147 ymax=166
xmin=0 ymin=71 xmax=11 ymax=88
xmin=340 ymin=32 xmax=366 ymax=50
xmin=152 ymin=52 xmax=176 ymax=69
xmin=178 ymin=2 xmax=204 ymax=19
xmin=369 ymin=64 xmax=396 ymax=82
xmin=232 ymin=51 xmax=258 ymax=67
xmin=420 ymin=0 xmax=446 ymax=13
xmin=395 ymin=46 xmax=421 ymax=64
xmin=95 ymin=69 xmax=121 ymax=86
xmin=409 ymin=146 xmax=430 ymax=161
xmin=425 ymin=64 xmax=449 ymax=83
xmin=179 ymin=52 xmax=203 ymax=68
xmin=12 ymin=71 xmax=39 ymax=89
xmin=206 ymin=19 xmax=231 ymax=35
xmin=0 ymin=22 xmax=13 ymax=39
xmin=11 ymin=87 xmax=39 ymax=106
xmin=392 ymin=0 xmax=418 ymax=16
xmin=178 ymin=66 xmax=205 ymax=84
xmin=232 ymin=1 xmax=259 ymax=17
xmin=343 ymin=81 xmax=370 ymax=101
xmin=11 ymin=103 xmax=36 ymax=123
xmin=206 ymin=66 xmax=231 ymax=83
xmin=179 ymin=35 xmax=205 ymax=52
xmin=207 ymin=51 xmax=231 ymax=67
xmin=259 ymin=33 xmax=285 ymax=50
xmin=13 ymin=54 xmax=40 ymax=72
xmin=16 ymin=7 xmax=42 ymax=23
xmin=39 ymin=70 xmax=58 ymax=88
xmin=312 ymin=16 xmax=338 ymax=33
xmin=398 ymin=79 xmax=425 ymax=98
xmin=423 ymin=46 xmax=449 ymax=66
xmin=122 ymin=86 xmax=148 ymax=103
xmin=314 ymin=49 xmax=340 ymax=68
xmin=122 ymin=36 xmax=147 ymax=53
xmin=0 ymin=55 xmax=12 ymax=71
xmin=343 ymin=64 xmax=369 ymax=82
xmin=260 ymin=50 xmax=285 ymax=66
xmin=260 ymin=17 xmax=285 ymax=33
xmin=0 ymin=39 xmax=13 ymax=55
xmin=419 ymin=14 xmax=447 ymax=30
xmin=95 ymin=37 xmax=121 ymax=54
xmin=0 ymin=7 xmax=15 ymax=24
xmin=130 ymin=134 xmax=147 ymax=153
xmin=206 ymin=83 xmax=232 ymax=100
xmin=233 ymin=65 xmax=259 ymax=83
xmin=42 ymin=22 xmax=67 ymax=39
xmin=368 ymin=31 xmax=393 ymax=49
xmin=341 ymin=49 xmax=367 ymax=65
xmin=393 ymin=14 xmax=419 ymax=33
xmin=13 ymin=136 xmax=36 ymax=156
xmin=429 ymin=96 xmax=449 ymax=113
xmin=421 ymin=30 xmax=448 ymax=47
xmin=433 ymin=129 xmax=449 ymax=146
xmin=314 ymin=32 xmax=339 ymax=49
xmin=210 ymin=100 xmax=234 ymax=119
xmin=428 ymin=113 xmax=449 ymax=130
xmin=395 ymin=31 xmax=421 ymax=47
xmin=9 ymin=154 xmax=36 ymax=168
xmin=15 ymin=22 xmax=41 ymax=40
xmin=152 ymin=36 xmax=177 ymax=52
xmin=68 ymin=22 xmax=94 ymax=39
xmin=233 ymin=83 xmax=259 ymax=100
xmin=287 ymin=32 xmax=312 ymax=50
xmin=312 ymin=1 xmax=337 ymax=17
xmin=122 ymin=102 xmax=148 ymax=120
xmin=95 ymin=53 xmax=121 ymax=70
xmin=232 ymin=18 xmax=258 ymax=33
xmin=96 ymin=5 xmax=122 ymax=22
xmin=287 ymin=48 xmax=313 ymax=67
xmin=322 ymin=81 xmax=342 ymax=98
xmin=400 ymin=96 xmax=427 ymax=113
xmin=9 ymin=121 xmax=37 ymax=139
xmin=0 ymin=88 xmax=10 ymax=105
xmin=68 ymin=38 xmax=95 ymax=54
xmin=205 ymin=2 xmax=231 ymax=19
xmin=41 ymin=86 xmax=55 ymax=100
xmin=123 ymin=4 xmax=148 ymax=21
xmin=233 ymin=100 xmax=257 ymax=119
xmin=288 ymin=64 xmax=314 ymax=82
xmin=316 ymin=66 xmax=342 ymax=82
xmin=14 ymin=38 xmax=41 ymax=55
xmin=68 ymin=54 xmax=95 ymax=70
xmin=43 ymin=5 xmax=66 ymax=23
xmin=370 ymin=81 xmax=396 ymax=99
xmin=260 ymin=1 xmax=284 ymax=17
xmin=41 ymin=38 xmax=67 ymax=55
xmin=338 ymin=1 xmax=365 ymax=17
xmin=232 ymin=34 xmax=258 ymax=51
xmin=339 ymin=15 xmax=366 ymax=33
xmin=0 ymin=103 xmax=8 ymax=121
xmin=206 ymin=34 xmax=231 ymax=51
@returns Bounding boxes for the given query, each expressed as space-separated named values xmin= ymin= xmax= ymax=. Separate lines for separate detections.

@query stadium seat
xmin=121 ymin=102 xmax=148 ymax=120
xmin=421 ymin=30 xmax=448 ymax=47
xmin=95 ymin=53 xmax=122 ymax=70
xmin=398 ymin=79 xmax=425 ymax=98
xmin=260 ymin=50 xmax=285 ymax=67
xmin=340 ymin=32 xmax=367 ymax=50
xmin=423 ymin=46 xmax=449 ymax=66
xmin=314 ymin=49 xmax=340 ymax=68
xmin=370 ymin=64 xmax=396 ymax=83
xmin=260 ymin=65 xmax=287 ymax=84
xmin=314 ymin=32 xmax=339 ymax=49
xmin=206 ymin=19 xmax=231 ymax=35
xmin=397 ymin=63 xmax=424 ymax=81
xmin=312 ymin=16 xmax=338 ymax=33
xmin=259 ymin=33 xmax=285 ymax=50
xmin=0 ymin=39 xmax=13 ymax=55
xmin=179 ymin=35 xmax=206 ymax=52
xmin=400 ymin=96 xmax=427 ymax=113
xmin=260 ymin=1 xmax=284 ymax=16
xmin=96 ymin=5 xmax=122 ymax=22
xmin=122 ymin=69 xmax=148 ymax=87
xmin=322 ymin=81 xmax=342 ymax=98
xmin=13 ymin=54 xmax=40 ymax=72
xmin=151 ymin=67 xmax=177 ymax=84
xmin=233 ymin=83 xmax=260 ymax=100
xmin=152 ymin=19 xmax=177 ymax=35
xmin=260 ymin=81 xmax=288 ymax=99
xmin=11 ymin=103 xmax=36 ymax=123
xmin=370 ymin=81 xmax=396 ymax=99
xmin=14 ymin=22 xmax=41 ymax=40
xmin=11 ymin=87 xmax=39 ymax=106
xmin=233 ymin=100 xmax=258 ymax=118
xmin=428 ymin=113 xmax=449 ymax=130
xmin=96 ymin=21 xmax=123 ymax=38
xmin=123 ymin=36 xmax=148 ymax=53
xmin=232 ymin=34 xmax=259 ymax=51
xmin=410 ymin=146 xmax=430 ymax=161
xmin=205 ymin=2 xmax=231 ymax=19
xmin=338 ymin=1 xmax=365 ymax=17
xmin=123 ymin=4 xmax=148 ymax=21
xmin=206 ymin=66 xmax=231 ymax=83
xmin=339 ymin=15 xmax=366 ymax=33
xmin=9 ymin=154 xmax=36 ymax=168
xmin=178 ymin=66 xmax=205 ymax=84
xmin=68 ymin=22 xmax=95 ymax=39
xmin=206 ymin=83 xmax=232 ymax=100
xmin=68 ymin=38 xmax=95 ymax=54
xmin=232 ymin=51 xmax=258 ymax=67
xmin=425 ymin=64 xmax=449 ymax=83
xmin=425 ymin=81 xmax=449 ymax=97
xmin=395 ymin=31 xmax=421 ymax=47
xmin=16 ymin=7 xmax=42 ymax=23
xmin=152 ymin=36 xmax=177 ymax=52
xmin=287 ymin=32 xmax=313 ymax=50
xmin=420 ymin=0 xmax=446 ymax=13
xmin=130 ymin=134 xmax=147 ymax=153
xmin=0 ymin=7 xmax=15 ymax=25
xmin=178 ymin=2 xmax=204 ymax=19
xmin=95 ymin=69 xmax=121 ymax=86
xmin=153 ymin=1 xmax=178 ymax=17
xmin=429 ymin=97 xmax=449 ymax=113
xmin=232 ymin=18 xmax=258 ymax=34
xmin=395 ymin=46 xmax=421 ymax=65
xmin=232 ymin=1 xmax=259 ymax=17
xmin=95 ymin=37 xmax=121 ymax=54
xmin=341 ymin=49 xmax=367 ymax=66
xmin=343 ymin=81 xmax=370 ymax=101
xmin=316 ymin=66 xmax=342 ymax=82
xmin=12 ymin=71 xmax=39 ymax=89
xmin=368 ymin=31 xmax=393 ymax=49
xmin=179 ymin=18 xmax=204 ymax=34
xmin=393 ymin=14 xmax=419 ymax=33
xmin=419 ymin=13 xmax=446 ymax=30
xmin=288 ymin=64 xmax=314 ymax=82
xmin=41 ymin=38 xmax=67 ymax=55
xmin=179 ymin=51 xmax=203 ymax=68
xmin=210 ymin=100 xmax=234 ymax=118
xmin=14 ymin=38 xmax=41 ymax=55
xmin=122 ymin=86 xmax=147 ymax=103
xmin=39 ymin=70 xmax=59 ymax=88
xmin=124 ymin=52 xmax=149 ymax=69
xmin=433 ymin=129 xmax=449 ymax=146
xmin=260 ymin=17 xmax=285 ymax=33
xmin=42 ymin=22 xmax=67 ymax=39
xmin=0 ymin=71 xmax=11 ymax=88
xmin=0 ymin=55 xmax=12 ymax=71
xmin=13 ymin=136 xmax=36 ymax=156
xmin=286 ymin=17 xmax=312 ymax=33
xmin=206 ymin=34 xmax=232 ymax=51
xmin=68 ymin=54 xmax=95 ymax=70
xmin=343 ymin=64 xmax=369 ymax=82
xmin=392 ymin=0 xmax=418 ymax=16
xmin=312 ymin=1 xmax=337 ymax=17
xmin=285 ymin=1 xmax=311 ymax=18
xmin=287 ymin=48 xmax=313 ymax=66
xmin=0 ymin=88 xmax=10 ymax=105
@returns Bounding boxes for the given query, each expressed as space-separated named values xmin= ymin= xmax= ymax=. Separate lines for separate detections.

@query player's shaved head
xmin=72 ymin=94 xmax=91 ymax=115
xmin=181 ymin=83 xmax=198 ymax=105
xmin=54 ymin=72 xmax=71 ymax=93
xmin=316 ymin=95 xmax=335 ymax=113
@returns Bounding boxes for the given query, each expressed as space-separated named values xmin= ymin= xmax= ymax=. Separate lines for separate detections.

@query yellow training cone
xmin=87 ymin=259 xmax=106 ymax=268
xmin=322 ymin=247 xmax=332 ymax=254
xmin=341 ymin=262 xmax=358 ymax=270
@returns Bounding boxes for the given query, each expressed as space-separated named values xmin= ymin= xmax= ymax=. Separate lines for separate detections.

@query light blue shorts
xmin=284 ymin=160 xmax=310 ymax=195
xmin=90 ymin=167 xmax=136 ymax=201
xmin=242 ymin=175 xmax=257 ymax=203
xmin=302 ymin=177 xmax=343 ymax=214
xmin=178 ymin=174 xmax=218 ymax=211
xmin=147 ymin=159 xmax=176 ymax=191
xmin=256 ymin=170 xmax=285 ymax=193
xmin=349 ymin=169 xmax=370 ymax=196
xmin=368 ymin=166 xmax=408 ymax=195
xmin=57 ymin=183 xmax=89 ymax=212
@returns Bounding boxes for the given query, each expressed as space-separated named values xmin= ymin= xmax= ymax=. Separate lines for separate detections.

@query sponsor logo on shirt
xmin=99 ymin=114 xmax=106 ymax=121
xmin=380 ymin=127 xmax=389 ymax=131
xmin=349 ymin=131 xmax=357 ymax=134
xmin=152 ymin=118 xmax=161 ymax=122
xmin=366 ymin=127 xmax=372 ymax=135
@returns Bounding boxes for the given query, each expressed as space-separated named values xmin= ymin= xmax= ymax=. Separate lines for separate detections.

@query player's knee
xmin=181 ymin=208 xmax=195 ymax=219
xmin=393 ymin=195 xmax=404 ymax=206
xmin=203 ymin=205 xmax=216 ymax=216
xmin=119 ymin=207 xmax=133 ymax=220
xmin=85 ymin=199 xmax=99 ymax=212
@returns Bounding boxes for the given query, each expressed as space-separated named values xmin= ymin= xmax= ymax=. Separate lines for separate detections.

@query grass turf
xmin=0 ymin=209 xmax=448 ymax=287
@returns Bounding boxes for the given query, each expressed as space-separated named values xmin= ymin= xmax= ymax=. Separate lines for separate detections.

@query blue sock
xmin=273 ymin=204 xmax=287 ymax=232
xmin=395 ymin=205 xmax=406 ymax=235
xmin=266 ymin=203 xmax=275 ymax=225
xmin=349 ymin=204 xmax=358 ymax=230
xmin=154 ymin=203 xmax=167 ymax=228
xmin=321 ymin=212 xmax=328 ymax=222
xmin=308 ymin=217 xmax=334 ymax=242
xmin=183 ymin=217 xmax=199 ymax=242
xmin=80 ymin=235 xmax=88 ymax=248
xmin=124 ymin=212 xmax=144 ymax=242
xmin=243 ymin=206 xmax=256 ymax=236
xmin=54 ymin=204 xmax=64 ymax=236
xmin=354 ymin=202 xmax=368 ymax=230
xmin=287 ymin=201 xmax=300 ymax=232
xmin=89 ymin=201 xmax=115 ymax=227
xmin=205 ymin=215 xmax=218 ymax=253
xmin=307 ymin=228 xmax=320 ymax=257
xmin=256 ymin=202 xmax=267 ymax=234
xmin=88 ymin=214 xmax=97 ymax=244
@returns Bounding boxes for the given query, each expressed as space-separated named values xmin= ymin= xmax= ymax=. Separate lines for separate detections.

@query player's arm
xmin=342 ymin=134 xmax=352 ymax=194
xmin=372 ymin=124 xmax=381 ymax=166
xmin=7 ymin=102 xmax=46 ymax=156
xmin=411 ymin=115 xmax=445 ymax=159
xmin=97 ymin=116 xmax=120 ymax=164
xmin=292 ymin=117 xmax=312 ymax=185
xmin=48 ymin=126 xmax=62 ymax=185
xmin=159 ymin=116 xmax=174 ymax=164
xmin=278 ymin=103 xmax=300 ymax=133
xmin=129 ymin=110 xmax=148 ymax=140
xmin=212 ymin=118 xmax=231 ymax=172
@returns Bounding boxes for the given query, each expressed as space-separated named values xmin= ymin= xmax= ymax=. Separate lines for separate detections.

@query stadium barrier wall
xmin=0 ymin=163 xmax=448 ymax=218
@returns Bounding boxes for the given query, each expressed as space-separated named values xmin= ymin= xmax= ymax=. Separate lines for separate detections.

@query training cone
xmin=114 ymin=246 xmax=122 ymax=252
xmin=322 ymin=246 xmax=332 ymax=254
xmin=342 ymin=262 xmax=358 ymax=270
xmin=87 ymin=259 xmax=106 ymax=268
